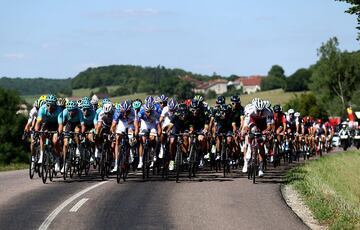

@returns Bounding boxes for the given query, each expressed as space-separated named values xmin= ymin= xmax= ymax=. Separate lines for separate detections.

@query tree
xmin=285 ymin=68 xmax=311 ymax=92
xmin=206 ymin=90 xmax=217 ymax=99
xmin=309 ymin=37 xmax=360 ymax=116
xmin=284 ymin=93 xmax=328 ymax=119
xmin=336 ymin=0 xmax=360 ymax=40
xmin=174 ymin=80 xmax=194 ymax=100
xmin=96 ymin=86 xmax=108 ymax=94
xmin=261 ymin=65 xmax=286 ymax=90
xmin=0 ymin=88 xmax=28 ymax=164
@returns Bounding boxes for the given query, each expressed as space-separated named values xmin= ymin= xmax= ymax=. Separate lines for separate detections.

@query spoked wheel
xmin=100 ymin=156 xmax=106 ymax=181
xmin=41 ymin=153 xmax=48 ymax=184
xmin=48 ymin=162 xmax=54 ymax=182
xmin=175 ymin=148 xmax=182 ymax=183
xmin=116 ymin=160 xmax=122 ymax=184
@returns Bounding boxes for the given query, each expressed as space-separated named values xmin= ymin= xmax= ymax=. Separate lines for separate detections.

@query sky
xmin=0 ymin=0 xmax=358 ymax=78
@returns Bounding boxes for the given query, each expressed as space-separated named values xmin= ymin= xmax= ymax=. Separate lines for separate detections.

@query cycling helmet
xmin=251 ymin=98 xmax=261 ymax=105
xmin=145 ymin=96 xmax=155 ymax=105
xmin=102 ymin=98 xmax=111 ymax=104
xmin=82 ymin=96 xmax=90 ymax=102
xmin=157 ymin=94 xmax=168 ymax=103
xmin=203 ymin=102 xmax=209 ymax=109
xmin=33 ymin=100 xmax=39 ymax=108
xmin=144 ymin=101 xmax=154 ymax=112
xmin=115 ymin=103 xmax=121 ymax=110
xmin=132 ymin=101 xmax=142 ymax=110
xmin=230 ymin=95 xmax=240 ymax=103
xmin=288 ymin=109 xmax=295 ymax=114
xmin=77 ymin=99 xmax=82 ymax=107
xmin=294 ymin=112 xmax=300 ymax=117
xmin=81 ymin=100 xmax=92 ymax=109
xmin=194 ymin=95 xmax=204 ymax=103
xmin=253 ymin=99 xmax=266 ymax=111
xmin=220 ymin=104 xmax=228 ymax=112
xmin=121 ymin=101 xmax=131 ymax=112
xmin=46 ymin=94 xmax=57 ymax=105
xmin=39 ymin=95 xmax=47 ymax=102
xmin=103 ymin=102 xmax=113 ymax=114
xmin=91 ymin=96 xmax=99 ymax=105
xmin=66 ymin=100 xmax=77 ymax=110
xmin=317 ymin=118 xmax=322 ymax=124
xmin=216 ymin=95 xmax=225 ymax=105
xmin=134 ymin=98 xmax=142 ymax=104
xmin=57 ymin=98 xmax=66 ymax=107
xmin=168 ymin=98 xmax=178 ymax=111
xmin=263 ymin=100 xmax=271 ymax=109
xmin=273 ymin=104 xmax=281 ymax=113
xmin=190 ymin=99 xmax=201 ymax=109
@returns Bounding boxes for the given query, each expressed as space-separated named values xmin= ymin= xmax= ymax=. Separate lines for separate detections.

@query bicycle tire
xmin=41 ymin=152 xmax=48 ymax=184
xmin=175 ymin=146 xmax=182 ymax=183
xmin=29 ymin=154 xmax=35 ymax=179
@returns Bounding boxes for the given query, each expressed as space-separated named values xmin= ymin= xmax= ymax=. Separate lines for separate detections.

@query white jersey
xmin=160 ymin=106 xmax=176 ymax=128
xmin=27 ymin=107 xmax=38 ymax=124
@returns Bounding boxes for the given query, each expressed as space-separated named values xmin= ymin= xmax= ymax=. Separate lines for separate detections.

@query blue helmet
xmin=145 ymin=96 xmax=155 ymax=105
xmin=143 ymin=101 xmax=154 ymax=112
xmin=46 ymin=94 xmax=57 ymax=105
xmin=121 ymin=101 xmax=131 ymax=111
xmin=81 ymin=100 xmax=92 ymax=109
xmin=132 ymin=101 xmax=142 ymax=110
xmin=168 ymin=98 xmax=178 ymax=111
xmin=102 ymin=98 xmax=111 ymax=104
xmin=82 ymin=96 xmax=90 ymax=102
xmin=66 ymin=100 xmax=77 ymax=110
xmin=156 ymin=94 xmax=168 ymax=103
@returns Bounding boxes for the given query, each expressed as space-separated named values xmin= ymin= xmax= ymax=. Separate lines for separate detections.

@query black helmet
xmin=273 ymin=104 xmax=282 ymax=113
xmin=190 ymin=99 xmax=201 ymax=109
xmin=230 ymin=95 xmax=240 ymax=103
xmin=220 ymin=104 xmax=229 ymax=112
xmin=216 ymin=95 xmax=225 ymax=105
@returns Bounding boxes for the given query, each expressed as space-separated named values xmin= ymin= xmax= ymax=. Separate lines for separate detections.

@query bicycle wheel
xmin=29 ymin=154 xmax=35 ymax=179
xmin=41 ymin=152 xmax=48 ymax=184
xmin=175 ymin=146 xmax=182 ymax=183
xmin=116 ymin=159 xmax=122 ymax=184
xmin=84 ymin=148 xmax=91 ymax=176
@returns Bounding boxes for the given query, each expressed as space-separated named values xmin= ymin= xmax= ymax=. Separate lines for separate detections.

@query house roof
xmin=195 ymin=79 xmax=228 ymax=90
xmin=234 ymin=75 xmax=263 ymax=86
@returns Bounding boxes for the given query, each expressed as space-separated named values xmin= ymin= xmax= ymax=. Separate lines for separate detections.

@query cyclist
xmin=243 ymin=99 xmax=274 ymax=177
xmin=135 ymin=101 xmax=161 ymax=169
xmin=155 ymin=94 xmax=168 ymax=114
xmin=111 ymin=101 xmax=138 ymax=172
xmin=91 ymin=95 xmax=99 ymax=111
xmin=58 ymin=100 xmax=85 ymax=173
xmin=159 ymin=98 xmax=178 ymax=166
xmin=34 ymin=95 xmax=62 ymax=171
xmin=80 ymin=100 xmax=97 ymax=161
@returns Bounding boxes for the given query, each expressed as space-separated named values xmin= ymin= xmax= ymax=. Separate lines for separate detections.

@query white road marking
xmin=38 ymin=181 xmax=108 ymax=230
xmin=69 ymin=198 xmax=89 ymax=212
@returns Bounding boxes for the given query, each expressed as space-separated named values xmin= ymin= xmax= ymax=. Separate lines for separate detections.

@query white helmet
xmin=263 ymin=100 xmax=271 ymax=109
xmin=103 ymin=102 xmax=113 ymax=113
xmin=251 ymin=98 xmax=261 ymax=106
xmin=253 ymin=99 xmax=266 ymax=111
xmin=288 ymin=109 xmax=295 ymax=114
xmin=244 ymin=103 xmax=253 ymax=116
xmin=91 ymin=94 xmax=99 ymax=105
xmin=294 ymin=112 xmax=300 ymax=117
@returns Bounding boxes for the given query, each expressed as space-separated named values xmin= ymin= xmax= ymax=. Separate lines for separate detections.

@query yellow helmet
xmin=39 ymin=95 xmax=47 ymax=101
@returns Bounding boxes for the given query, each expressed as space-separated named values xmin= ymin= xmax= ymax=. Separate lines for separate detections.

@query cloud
xmin=86 ymin=8 xmax=165 ymax=19
xmin=3 ymin=53 xmax=25 ymax=60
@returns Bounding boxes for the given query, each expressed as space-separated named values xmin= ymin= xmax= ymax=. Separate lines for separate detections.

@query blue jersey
xmin=154 ymin=103 xmax=162 ymax=114
xmin=58 ymin=108 xmax=84 ymax=125
xmin=83 ymin=109 xmax=96 ymax=127
xmin=137 ymin=109 xmax=160 ymax=125
xmin=113 ymin=109 xmax=138 ymax=124
xmin=37 ymin=104 xmax=62 ymax=124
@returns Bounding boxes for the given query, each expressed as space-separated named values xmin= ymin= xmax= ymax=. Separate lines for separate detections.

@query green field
xmin=286 ymin=151 xmax=360 ymax=229
xmin=0 ymin=163 xmax=28 ymax=172
xmin=21 ymin=88 xmax=305 ymax=107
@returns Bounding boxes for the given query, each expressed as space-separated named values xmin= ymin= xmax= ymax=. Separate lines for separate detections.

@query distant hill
xmin=0 ymin=77 xmax=72 ymax=95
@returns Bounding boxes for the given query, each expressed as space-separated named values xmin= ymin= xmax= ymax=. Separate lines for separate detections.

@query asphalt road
xmin=0 ymin=159 xmax=310 ymax=230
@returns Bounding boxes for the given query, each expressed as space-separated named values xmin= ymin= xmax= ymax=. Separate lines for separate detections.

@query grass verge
xmin=0 ymin=163 xmax=28 ymax=172
xmin=286 ymin=150 xmax=360 ymax=229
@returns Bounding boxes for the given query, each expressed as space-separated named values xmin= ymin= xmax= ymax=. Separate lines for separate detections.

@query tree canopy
xmin=336 ymin=0 xmax=360 ymax=40
xmin=261 ymin=65 xmax=286 ymax=90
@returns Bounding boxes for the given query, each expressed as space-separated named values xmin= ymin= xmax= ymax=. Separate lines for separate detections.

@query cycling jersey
xmin=246 ymin=109 xmax=273 ymax=132
xmin=137 ymin=109 xmax=160 ymax=134
xmin=94 ymin=107 xmax=103 ymax=124
xmin=274 ymin=112 xmax=286 ymax=129
xmin=160 ymin=106 xmax=176 ymax=129
xmin=27 ymin=107 xmax=38 ymax=124
xmin=229 ymin=105 xmax=244 ymax=128
xmin=170 ymin=114 xmax=191 ymax=134
xmin=97 ymin=110 xmax=114 ymax=128
xmin=58 ymin=108 xmax=84 ymax=125
xmin=82 ymin=109 xmax=96 ymax=128
xmin=37 ymin=104 xmax=62 ymax=124
xmin=188 ymin=109 xmax=209 ymax=132
xmin=113 ymin=109 xmax=138 ymax=134
xmin=214 ymin=109 xmax=233 ymax=134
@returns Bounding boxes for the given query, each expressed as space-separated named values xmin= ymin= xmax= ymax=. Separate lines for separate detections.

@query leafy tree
xmin=284 ymin=93 xmax=328 ymax=119
xmin=110 ymin=86 xmax=131 ymax=97
xmin=174 ymin=80 xmax=194 ymax=100
xmin=336 ymin=0 xmax=360 ymax=40
xmin=261 ymin=65 xmax=286 ymax=90
xmin=285 ymin=68 xmax=311 ymax=91
xmin=96 ymin=86 xmax=108 ymax=94
xmin=309 ymin=37 xmax=360 ymax=116
xmin=0 ymin=88 xmax=28 ymax=164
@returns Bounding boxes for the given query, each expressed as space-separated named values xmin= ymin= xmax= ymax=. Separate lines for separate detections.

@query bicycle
xmin=63 ymin=131 xmax=80 ymax=180
xmin=141 ymin=131 xmax=157 ymax=181
xmin=36 ymin=131 xmax=57 ymax=184
xmin=98 ymin=132 xmax=114 ymax=181
xmin=23 ymin=131 xmax=41 ymax=179
xmin=78 ymin=131 xmax=93 ymax=177
xmin=247 ymin=131 xmax=265 ymax=184
xmin=173 ymin=133 xmax=187 ymax=182
xmin=116 ymin=131 xmax=131 ymax=183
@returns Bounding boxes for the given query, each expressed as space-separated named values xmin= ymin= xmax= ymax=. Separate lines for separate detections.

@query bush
xmin=0 ymin=88 xmax=28 ymax=164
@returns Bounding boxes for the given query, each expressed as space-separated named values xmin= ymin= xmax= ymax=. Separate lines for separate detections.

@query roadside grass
xmin=0 ymin=163 xmax=28 ymax=172
xmin=286 ymin=150 xmax=360 ymax=229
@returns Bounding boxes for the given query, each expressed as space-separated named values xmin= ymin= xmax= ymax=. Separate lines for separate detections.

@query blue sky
xmin=0 ymin=0 xmax=358 ymax=78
